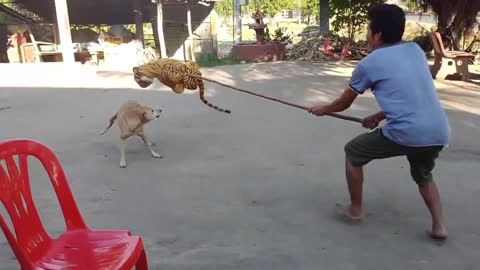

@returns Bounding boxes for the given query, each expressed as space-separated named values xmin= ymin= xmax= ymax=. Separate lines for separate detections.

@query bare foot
xmin=335 ymin=203 xmax=363 ymax=224
xmin=427 ymin=224 xmax=448 ymax=241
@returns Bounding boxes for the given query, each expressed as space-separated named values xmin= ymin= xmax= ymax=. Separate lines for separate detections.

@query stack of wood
xmin=286 ymin=36 xmax=369 ymax=61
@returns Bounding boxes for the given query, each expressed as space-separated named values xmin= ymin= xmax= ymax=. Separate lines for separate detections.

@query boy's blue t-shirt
xmin=349 ymin=42 xmax=450 ymax=147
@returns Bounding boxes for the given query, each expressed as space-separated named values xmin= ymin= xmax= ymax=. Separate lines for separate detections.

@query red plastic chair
xmin=340 ymin=42 xmax=350 ymax=60
xmin=323 ymin=38 xmax=334 ymax=57
xmin=0 ymin=139 xmax=148 ymax=270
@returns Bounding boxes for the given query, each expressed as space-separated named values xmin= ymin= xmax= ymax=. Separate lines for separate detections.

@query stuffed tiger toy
xmin=133 ymin=58 xmax=231 ymax=114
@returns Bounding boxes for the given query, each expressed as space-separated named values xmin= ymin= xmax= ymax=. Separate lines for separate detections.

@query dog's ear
xmin=141 ymin=110 xmax=148 ymax=121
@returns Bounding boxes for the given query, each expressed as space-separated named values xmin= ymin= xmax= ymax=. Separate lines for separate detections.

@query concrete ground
xmin=0 ymin=61 xmax=479 ymax=269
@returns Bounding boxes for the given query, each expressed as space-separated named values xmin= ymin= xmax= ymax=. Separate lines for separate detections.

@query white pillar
xmin=233 ymin=0 xmax=242 ymax=44
xmin=186 ymin=2 xmax=195 ymax=62
xmin=54 ymin=0 xmax=74 ymax=63
xmin=156 ymin=0 xmax=167 ymax=58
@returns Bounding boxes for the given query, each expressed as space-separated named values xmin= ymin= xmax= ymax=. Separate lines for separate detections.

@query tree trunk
xmin=319 ymin=0 xmax=329 ymax=34
xmin=0 ymin=25 xmax=8 ymax=63
xmin=426 ymin=0 xmax=480 ymax=51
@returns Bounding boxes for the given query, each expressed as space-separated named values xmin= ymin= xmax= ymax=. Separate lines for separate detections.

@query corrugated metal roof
xmin=13 ymin=0 xmax=218 ymax=24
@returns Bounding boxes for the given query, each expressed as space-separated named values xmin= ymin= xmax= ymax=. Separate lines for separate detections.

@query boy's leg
xmin=418 ymin=181 xmax=447 ymax=239
xmin=407 ymin=147 xmax=447 ymax=240
xmin=344 ymin=158 xmax=364 ymax=219
xmin=342 ymin=129 xmax=407 ymax=221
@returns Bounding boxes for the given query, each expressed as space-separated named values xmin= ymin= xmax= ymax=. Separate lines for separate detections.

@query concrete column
xmin=233 ymin=0 xmax=242 ymax=44
xmin=54 ymin=0 xmax=74 ymax=63
xmin=156 ymin=0 xmax=167 ymax=58
xmin=186 ymin=2 xmax=195 ymax=61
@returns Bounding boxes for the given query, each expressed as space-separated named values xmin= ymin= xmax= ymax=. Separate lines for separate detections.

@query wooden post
xmin=156 ymin=0 xmax=167 ymax=58
xmin=233 ymin=0 xmax=241 ymax=44
xmin=151 ymin=20 xmax=160 ymax=53
xmin=133 ymin=0 xmax=144 ymax=47
xmin=186 ymin=1 xmax=195 ymax=62
xmin=54 ymin=0 xmax=74 ymax=63
xmin=319 ymin=0 xmax=329 ymax=35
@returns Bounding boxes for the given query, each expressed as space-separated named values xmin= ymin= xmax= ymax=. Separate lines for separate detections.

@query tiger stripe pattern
xmin=133 ymin=58 xmax=231 ymax=114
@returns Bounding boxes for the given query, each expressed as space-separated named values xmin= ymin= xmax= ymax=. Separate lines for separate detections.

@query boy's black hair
xmin=368 ymin=4 xmax=406 ymax=44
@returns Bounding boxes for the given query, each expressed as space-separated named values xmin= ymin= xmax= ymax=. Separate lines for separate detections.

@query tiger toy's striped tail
xmin=197 ymin=80 xmax=231 ymax=114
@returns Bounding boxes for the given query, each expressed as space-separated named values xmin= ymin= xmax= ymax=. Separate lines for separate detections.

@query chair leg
xmin=455 ymin=58 xmax=471 ymax=81
xmin=135 ymin=249 xmax=148 ymax=270
xmin=430 ymin=54 xmax=442 ymax=79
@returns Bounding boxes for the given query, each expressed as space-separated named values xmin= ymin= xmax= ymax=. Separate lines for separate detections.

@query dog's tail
xmin=99 ymin=114 xmax=117 ymax=135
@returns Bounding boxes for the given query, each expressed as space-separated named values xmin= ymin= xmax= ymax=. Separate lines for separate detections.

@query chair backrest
xmin=0 ymin=139 xmax=87 ymax=264
xmin=428 ymin=32 xmax=447 ymax=57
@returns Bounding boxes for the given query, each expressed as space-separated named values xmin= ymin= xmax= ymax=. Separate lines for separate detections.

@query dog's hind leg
xmin=120 ymin=139 xmax=127 ymax=168
xmin=139 ymin=133 xmax=161 ymax=158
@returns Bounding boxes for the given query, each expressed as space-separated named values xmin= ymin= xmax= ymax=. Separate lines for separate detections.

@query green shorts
xmin=344 ymin=128 xmax=443 ymax=185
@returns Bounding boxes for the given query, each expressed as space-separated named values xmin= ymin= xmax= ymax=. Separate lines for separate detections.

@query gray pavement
xmin=0 ymin=61 xmax=479 ymax=269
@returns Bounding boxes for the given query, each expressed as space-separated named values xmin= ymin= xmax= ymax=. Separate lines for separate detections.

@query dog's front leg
xmin=139 ymin=134 xmax=161 ymax=158
xmin=120 ymin=139 xmax=127 ymax=168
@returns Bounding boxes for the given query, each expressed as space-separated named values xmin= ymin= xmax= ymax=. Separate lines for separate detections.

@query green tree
xmin=329 ymin=0 xmax=385 ymax=42
xmin=214 ymin=0 xmax=234 ymax=18
xmin=424 ymin=0 xmax=480 ymax=50
xmin=300 ymin=0 xmax=319 ymax=25
xmin=246 ymin=0 xmax=295 ymax=18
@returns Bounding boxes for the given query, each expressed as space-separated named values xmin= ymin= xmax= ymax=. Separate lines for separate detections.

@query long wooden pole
xmin=157 ymin=0 xmax=167 ymax=58
xmin=199 ymin=75 xmax=362 ymax=123
xmin=161 ymin=68 xmax=362 ymax=123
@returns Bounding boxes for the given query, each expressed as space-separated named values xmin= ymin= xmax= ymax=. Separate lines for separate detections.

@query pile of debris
xmin=286 ymin=36 xmax=369 ymax=61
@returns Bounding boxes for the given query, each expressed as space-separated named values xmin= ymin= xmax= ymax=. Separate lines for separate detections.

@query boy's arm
xmin=309 ymin=62 xmax=371 ymax=116
xmin=362 ymin=111 xmax=386 ymax=129
xmin=309 ymin=88 xmax=358 ymax=116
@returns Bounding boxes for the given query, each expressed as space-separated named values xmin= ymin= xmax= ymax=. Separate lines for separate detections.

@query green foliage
xmin=263 ymin=26 xmax=291 ymax=43
xmin=300 ymin=0 xmax=319 ymax=17
xmin=272 ymin=26 xmax=291 ymax=42
xmin=263 ymin=28 xmax=271 ymax=43
xmin=214 ymin=0 xmax=320 ymax=20
xmin=214 ymin=0 xmax=234 ymax=18
xmin=329 ymin=0 xmax=385 ymax=42
xmin=245 ymin=0 xmax=295 ymax=18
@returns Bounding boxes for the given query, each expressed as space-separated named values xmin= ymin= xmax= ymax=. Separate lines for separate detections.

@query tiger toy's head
xmin=133 ymin=66 xmax=154 ymax=88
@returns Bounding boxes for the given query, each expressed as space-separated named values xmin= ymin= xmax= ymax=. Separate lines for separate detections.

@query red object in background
xmin=323 ymin=38 xmax=334 ymax=57
xmin=341 ymin=42 xmax=350 ymax=60
xmin=18 ymin=35 xmax=27 ymax=46
xmin=0 ymin=139 xmax=148 ymax=270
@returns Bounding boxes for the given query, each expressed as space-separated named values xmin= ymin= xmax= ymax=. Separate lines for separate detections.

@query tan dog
xmin=100 ymin=100 xmax=162 ymax=168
